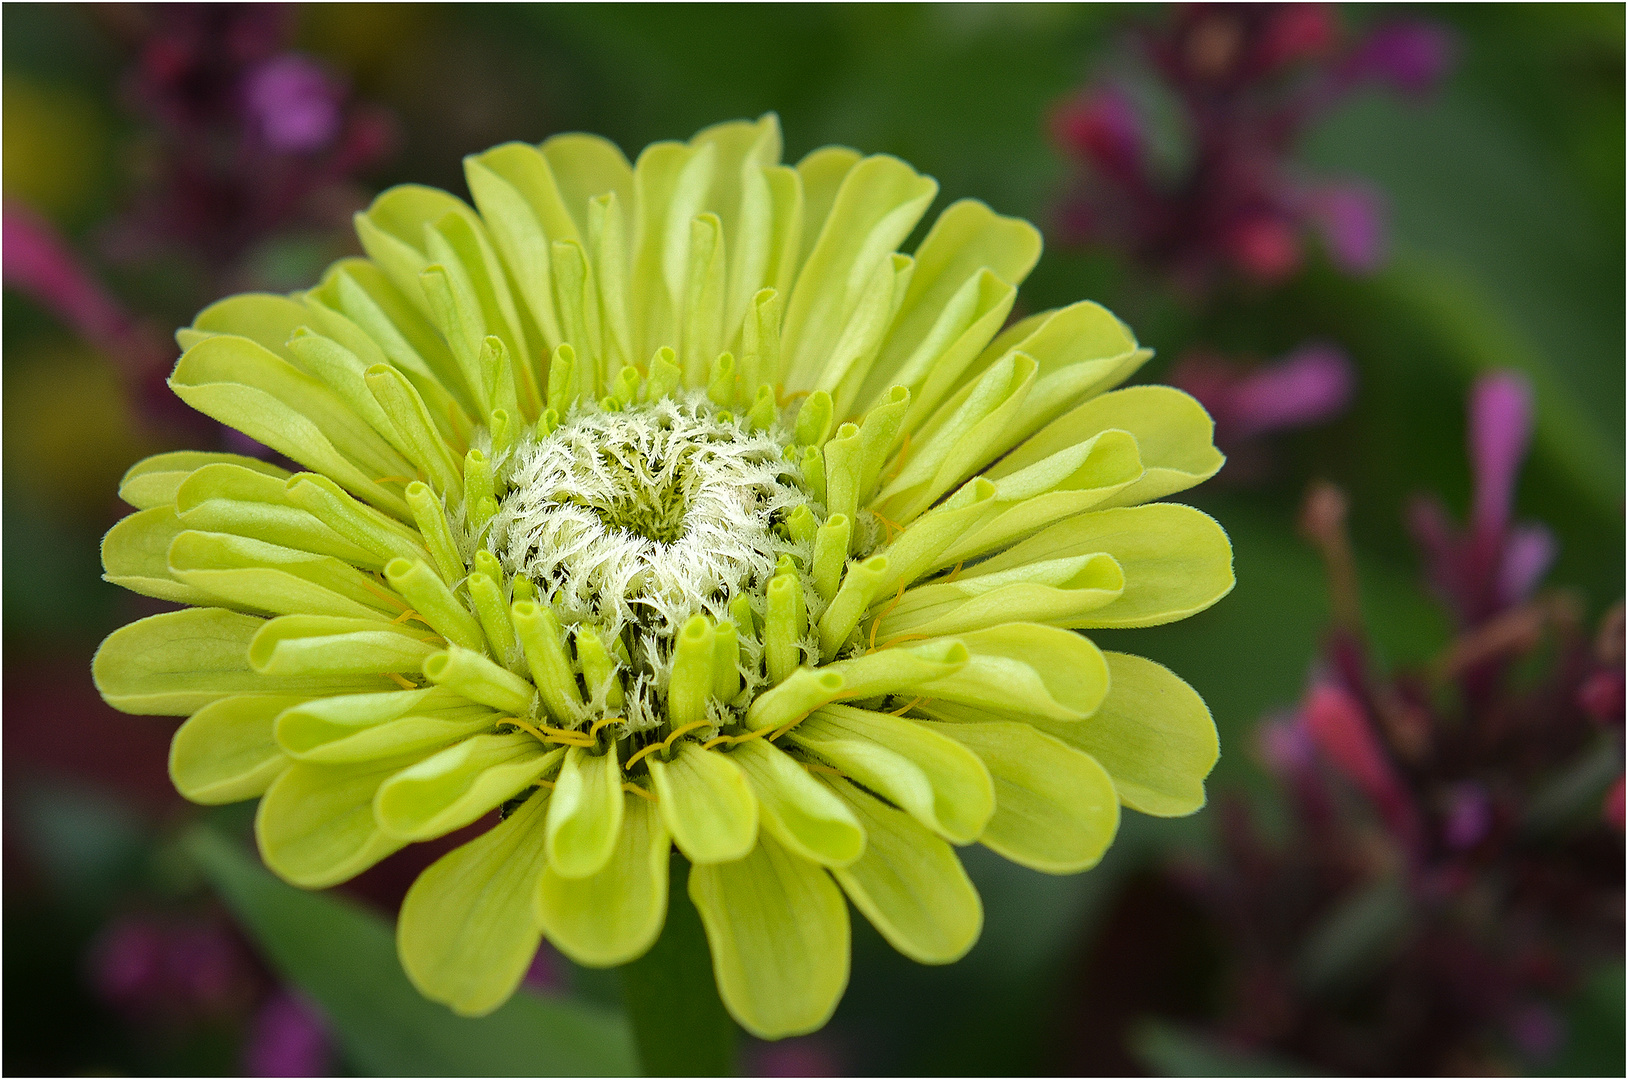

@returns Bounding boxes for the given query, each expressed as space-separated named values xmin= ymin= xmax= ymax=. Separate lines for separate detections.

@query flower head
xmin=95 ymin=116 xmax=1233 ymax=1038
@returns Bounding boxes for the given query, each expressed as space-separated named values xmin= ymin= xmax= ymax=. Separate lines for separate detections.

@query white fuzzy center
xmin=491 ymin=395 xmax=812 ymax=706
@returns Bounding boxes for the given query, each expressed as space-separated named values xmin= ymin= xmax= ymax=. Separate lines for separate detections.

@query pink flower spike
xmin=1228 ymin=342 xmax=1355 ymax=440
xmin=3 ymin=201 xmax=136 ymax=355
xmin=1603 ymin=776 xmax=1625 ymax=832
xmin=1302 ymin=681 xmax=1418 ymax=845
xmin=1468 ymin=372 xmax=1533 ymax=542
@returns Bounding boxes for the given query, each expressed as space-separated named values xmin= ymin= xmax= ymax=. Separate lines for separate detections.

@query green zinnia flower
xmin=95 ymin=115 xmax=1232 ymax=1039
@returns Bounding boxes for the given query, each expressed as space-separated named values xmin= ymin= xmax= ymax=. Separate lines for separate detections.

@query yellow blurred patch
xmin=3 ymin=75 xmax=108 ymax=220
xmin=3 ymin=342 xmax=154 ymax=513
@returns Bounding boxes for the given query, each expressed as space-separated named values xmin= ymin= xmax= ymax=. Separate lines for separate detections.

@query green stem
xmin=619 ymin=854 xmax=737 ymax=1076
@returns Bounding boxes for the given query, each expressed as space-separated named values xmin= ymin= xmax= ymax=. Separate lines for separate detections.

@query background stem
xmin=619 ymin=854 xmax=737 ymax=1076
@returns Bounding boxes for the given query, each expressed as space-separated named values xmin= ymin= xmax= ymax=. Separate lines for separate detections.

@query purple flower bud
xmin=1308 ymin=182 xmax=1388 ymax=273
xmin=1508 ymin=1002 xmax=1564 ymax=1062
xmin=1050 ymin=86 xmax=1145 ymax=186
xmin=89 ymin=916 xmax=167 ymax=1007
xmin=1227 ymin=342 xmax=1356 ymax=440
xmin=1496 ymin=523 xmax=1556 ymax=609
xmin=1468 ymin=372 xmax=1533 ymax=542
xmin=244 ymin=989 xmax=333 ymax=1077
xmin=245 ymin=54 xmax=343 ymax=154
xmin=1352 ymin=21 xmax=1457 ymax=98
xmin=1442 ymin=782 xmax=1493 ymax=850
xmin=523 ymin=942 xmax=562 ymax=993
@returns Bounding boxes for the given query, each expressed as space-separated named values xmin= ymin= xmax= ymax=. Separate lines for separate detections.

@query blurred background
xmin=3 ymin=3 xmax=1622 ymax=1075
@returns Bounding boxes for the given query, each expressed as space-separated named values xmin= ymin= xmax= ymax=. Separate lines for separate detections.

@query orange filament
xmin=876 ymin=632 xmax=930 ymax=651
xmin=500 ymin=717 xmax=593 ymax=748
xmin=390 ymin=608 xmax=421 ymax=625
xmin=624 ymin=742 xmax=662 ymax=770
xmin=358 ymin=577 xmax=410 ymax=611
xmin=867 ymin=581 xmax=908 ymax=652
xmin=872 ymin=511 xmax=905 ymax=540
xmin=776 ymin=385 xmax=811 ymax=408
xmin=945 ymin=560 xmax=965 ymax=583
xmin=702 ymin=725 xmax=774 ymax=751
xmin=627 ymin=718 xmax=725 ymax=769
xmin=883 ymin=430 xmax=912 ymax=482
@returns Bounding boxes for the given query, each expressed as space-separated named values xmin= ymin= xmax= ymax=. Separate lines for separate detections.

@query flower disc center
xmin=491 ymin=394 xmax=813 ymax=644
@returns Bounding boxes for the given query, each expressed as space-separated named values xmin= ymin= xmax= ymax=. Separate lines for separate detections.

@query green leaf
xmin=187 ymin=826 xmax=637 ymax=1076
xmin=1130 ymin=1019 xmax=1312 ymax=1077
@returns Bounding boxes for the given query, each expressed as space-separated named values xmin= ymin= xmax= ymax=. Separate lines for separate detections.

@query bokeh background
xmin=4 ymin=3 xmax=1622 ymax=1075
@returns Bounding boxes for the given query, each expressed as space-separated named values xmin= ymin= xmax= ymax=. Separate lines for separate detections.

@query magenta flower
xmin=243 ymin=990 xmax=333 ymax=1077
xmin=1051 ymin=4 xmax=1454 ymax=291
xmin=1409 ymin=372 xmax=1556 ymax=626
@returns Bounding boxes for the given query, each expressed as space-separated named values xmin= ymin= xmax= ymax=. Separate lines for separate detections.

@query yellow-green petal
xmin=1001 ymin=384 xmax=1224 ymax=510
xmin=825 ymin=776 xmax=982 ymax=964
xmin=648 ymin=742 xmax=758 ymax=865
xmin=276 ymin=687 xmax=497 ymax=764
xmin=545 ymin=745 xmax=625 ymax=879
xmin=926 ymin=719 xmax=1119 ymax=873
xmin=730 ymin=739 xmax=865 ymax=867
xmin=119 ymin=450 xmax=288 ymax=511
xmin=95 ymin=608 xmax=389 ymax=715
xmin=375 ymin=733 xmax=561 ymax=841
xmin=169 ymin=694 xmax=301 ymax=804
xmin=1035 ymin=651 xmax=1219 ymax=817
xmin=788 ymin=704 xmax=992 ymax=845
xmin=961 ymin=504 xmax=1233 ymax=629
xmin=922 ymin=623 xmax=1110 ymax=722
xmin=535 ymin=794 xmax=670 ymax=967
xmin=255 ymin=756 xmax=414 ymax=888
xmin=101 ymin=506 xmax=221 ymax=606
xmin=398 ymin=788 xmax=552 ymax=1017
xmin=689 ymin=834 xmax=849 ymax=1040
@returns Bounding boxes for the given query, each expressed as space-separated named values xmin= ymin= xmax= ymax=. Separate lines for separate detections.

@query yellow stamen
xmin=589 ymin=716 xmax=622 ymax=738
xmin=802 ymin=761 xmax=845 ymax=777
xmin=385 ymin=672 xmax=417 ymax=691
xmin=945 ymin=560 xmax=965 ymax=583
xmin=622 ymin=782 xmax=657 ymax=803
xmin=876 ymin=632 xmax=930 ymax=650
xmin=872 ymin=511 xmax=904 ymax=540
xmin=624 ymin=741 xmax=663 ymax=770
xmin=390 ymin=608 xmax=421 ymax=625
xmin=374 ymin=475 xmax=416 ymax=486
xmin=887 ymin=696 xmax=928 ymax=716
